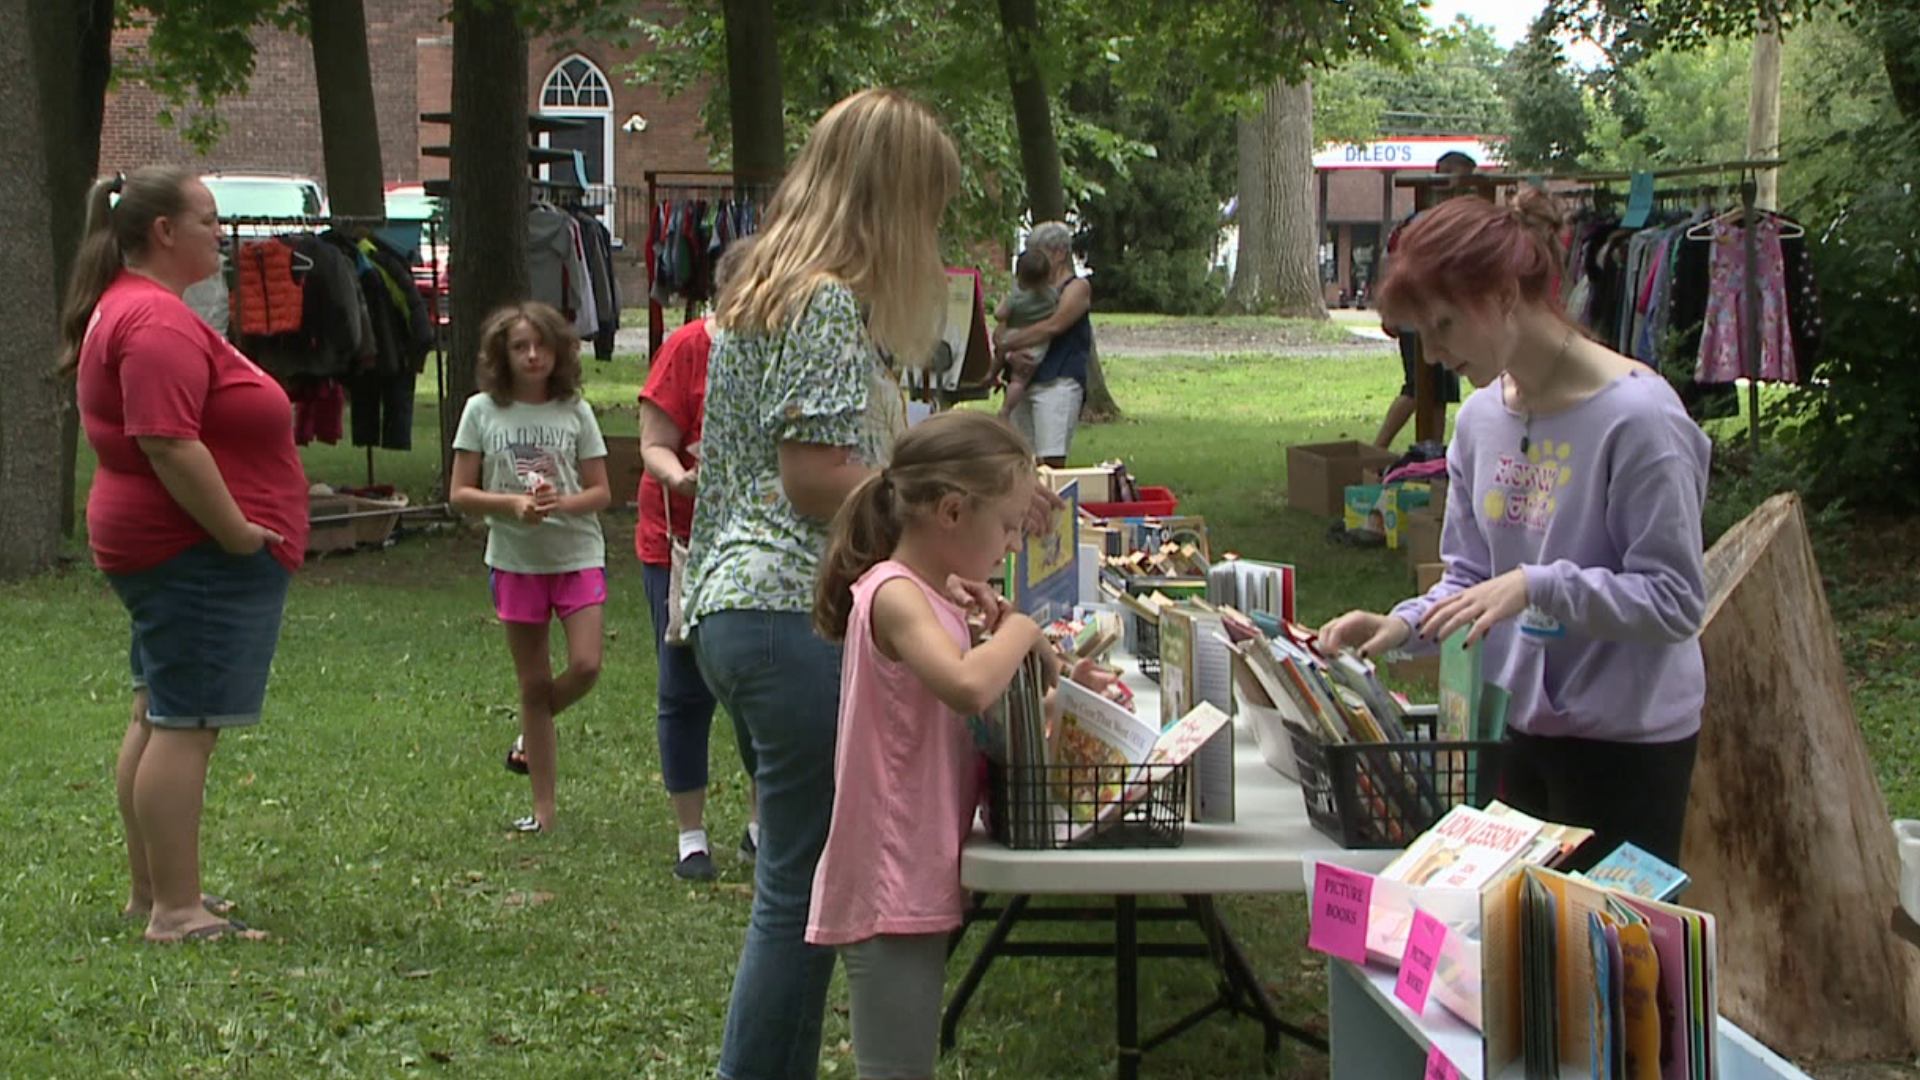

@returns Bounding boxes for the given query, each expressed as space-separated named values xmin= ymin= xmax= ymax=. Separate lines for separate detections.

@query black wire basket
xmin=986 ymin=759 xmax=1188 ymax=850
xmin=1127 ymin=610 xmax=1162 ymax=683
xmin=1285 ymin=716 xmax=1504 ymax=849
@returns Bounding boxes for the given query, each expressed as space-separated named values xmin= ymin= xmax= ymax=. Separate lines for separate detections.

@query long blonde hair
xmin=813 ymin=411 xmax=1033 ymax=642
xmin=58 ymin=166 xmax=196 ymax=376
xmin=716 ymin=88 xmax=960 ymax=365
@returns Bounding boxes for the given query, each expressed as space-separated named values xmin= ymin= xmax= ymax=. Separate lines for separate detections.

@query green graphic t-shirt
xmin=452 ymin=393 xmax=608 ymax=573
xmin=683 ymin=281 xmax=906 ymax=625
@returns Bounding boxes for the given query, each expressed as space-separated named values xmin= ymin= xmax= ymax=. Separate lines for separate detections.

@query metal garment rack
xmin=642 ymin=170 xmax=778 ymax=360
xmin=220 ymin=213 xmax=455 ymax=503
xmin=1393 ymin=158 xmax=1785 ymax=457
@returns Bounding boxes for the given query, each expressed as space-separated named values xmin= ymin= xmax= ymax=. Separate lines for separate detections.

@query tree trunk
xmin=1230 ymin=76 xmax=1327 ymax=319
xmin=993 ymin=0 xmax=1111 ymax=419
xmin=722 ymin=0 xmax=784 ymax=177
xmin=1871 ymin=0 xmax=1920 ymax=132
xmin=1080 ymin=335 xmax=1120 ymax=423
xmin=1682 ymin=493 xmax=1920 ymax=1060
xmin=0 ymin=2 xmax=68 ymax=577
xmin=309 ymin=0 xmax=385 ymax=218
xmin=41 ymin=0 xmax=113 ymax=541
xmin=996 ymin=0 xmax=1065 ymax=223
xmin=1745 ymin=21 xmax=1782 ymax=211
xmin=447 ymin=0 xmax=530 ymax=420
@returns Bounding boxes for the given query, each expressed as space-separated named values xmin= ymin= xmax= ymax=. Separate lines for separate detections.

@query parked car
xmin=200 ymin=172 xmax=328 ymax=229
xmin=383 ymin=183 xmax=451 ymax=328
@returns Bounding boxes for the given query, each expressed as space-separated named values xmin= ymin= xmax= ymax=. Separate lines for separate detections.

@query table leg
xmin=1187 ymin=894 xmax=1329 ymax=1056
xmin=941 ymin=893 xmax=1031 ymax=1052
xmin=1116 ymin=894 xmax=1140 ymax=1080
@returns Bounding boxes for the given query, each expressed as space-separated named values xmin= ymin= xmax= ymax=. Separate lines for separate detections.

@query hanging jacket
xmin=233 ymin=241 xmax=305 ymax=336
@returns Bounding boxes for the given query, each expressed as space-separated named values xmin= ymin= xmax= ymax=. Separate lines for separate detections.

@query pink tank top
xmin=806 ymin=560 xmax=984 ymax=946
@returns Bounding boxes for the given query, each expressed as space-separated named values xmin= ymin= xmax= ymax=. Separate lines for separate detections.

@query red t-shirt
xmin=635 ymin=319 xmax=710 ymax=565
xmin=78 ymin=272 xmax=309 ymax=575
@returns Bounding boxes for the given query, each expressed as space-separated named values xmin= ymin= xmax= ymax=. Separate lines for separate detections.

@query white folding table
xmin=945 ymin=657 xmax=1396 ymax=1079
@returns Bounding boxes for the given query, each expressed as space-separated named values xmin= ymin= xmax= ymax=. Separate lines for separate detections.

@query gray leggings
xmin=840 ymin=932 xmax=950 ymax=1079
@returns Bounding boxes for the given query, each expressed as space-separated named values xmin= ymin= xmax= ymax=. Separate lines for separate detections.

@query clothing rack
xmin=220 ymin=214 xmax=454 ymax=501
xmin=1393 ymin=159 xmax=1785 ymax=457
xmin=643 ymin=170 xmax=778 ymax=359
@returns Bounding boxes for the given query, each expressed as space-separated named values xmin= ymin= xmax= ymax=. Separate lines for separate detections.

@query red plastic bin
xmin=1080 ymin=485 xmax=1178 ymax=520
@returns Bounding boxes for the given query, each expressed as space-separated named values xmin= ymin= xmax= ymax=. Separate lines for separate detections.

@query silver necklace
xmin=1516 ymin=328 xmax=1577 ymax=455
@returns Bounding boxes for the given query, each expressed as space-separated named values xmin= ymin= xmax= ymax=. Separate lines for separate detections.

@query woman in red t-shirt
xmin=637 ymin=239 xmax=758 ymax=881
xmin=58 ymin=166 xmax=308 ymax=944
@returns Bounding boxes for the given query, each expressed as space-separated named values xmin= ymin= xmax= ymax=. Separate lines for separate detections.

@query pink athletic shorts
xmin=489 ymin=568 xmax=607 ymax=624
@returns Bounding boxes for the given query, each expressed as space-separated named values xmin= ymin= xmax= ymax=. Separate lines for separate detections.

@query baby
xmin=991 ymin=248 xmax=1059 ymax=419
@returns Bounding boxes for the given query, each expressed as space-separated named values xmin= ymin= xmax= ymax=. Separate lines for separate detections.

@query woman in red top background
xmin=59 ymin=166 xmax=308 ymax=943
xmin=637 ymin=239 xmax=758 ymax=881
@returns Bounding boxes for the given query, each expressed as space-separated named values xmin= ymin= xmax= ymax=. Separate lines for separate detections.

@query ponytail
xmin=57 ymin=166 xmax=195 ymax=377
xmin=810 ymin=410 xmax=1036 ymax=642
xmin=813 ymin=471 xmax=906 ymax=641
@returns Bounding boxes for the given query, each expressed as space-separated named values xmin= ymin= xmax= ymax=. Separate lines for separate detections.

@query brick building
xmin=1313 ymin=135 xmax=1505 ymax=306
xmin=100 ymin=0 xmax=716 ymax=262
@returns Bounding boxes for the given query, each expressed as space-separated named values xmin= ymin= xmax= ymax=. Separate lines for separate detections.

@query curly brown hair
xmin=476 ymin=302 xmax=582 ymax=406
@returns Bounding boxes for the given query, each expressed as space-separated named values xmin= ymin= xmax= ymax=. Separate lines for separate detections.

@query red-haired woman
xmin=1320 ymin=187 xmax=1712 ymax=871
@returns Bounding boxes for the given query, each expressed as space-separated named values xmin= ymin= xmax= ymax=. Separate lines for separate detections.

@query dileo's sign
xmin=1312 ymin=137 xmax=1506 ymax=171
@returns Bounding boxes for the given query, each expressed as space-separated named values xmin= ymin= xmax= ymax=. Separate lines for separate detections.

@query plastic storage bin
xmin=1081 ymin=485 xmax=1179 ymax=520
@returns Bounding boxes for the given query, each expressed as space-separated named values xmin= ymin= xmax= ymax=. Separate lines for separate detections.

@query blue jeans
xmin=694 ymin=609 xmax=843 ymax=1080
xmin=642 ymin=563 xmax=754 ymax=793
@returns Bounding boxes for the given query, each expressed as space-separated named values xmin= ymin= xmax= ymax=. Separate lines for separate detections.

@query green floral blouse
xmin=683 ymin=280 xmax=905 ymax=625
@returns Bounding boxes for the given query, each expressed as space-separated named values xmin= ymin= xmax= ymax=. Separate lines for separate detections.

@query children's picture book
xmin=1380 ymin=802 xmax=1547 ymax=890
xmin=1050 ymin=679 xmax=1162 ymax=842
xmin=1583 ymin=841 xmax=1692 ymax=903
xmin=1149 ymin=701 xmax=1233 ymax=768
xmin=1009 ymin=480 xmax=1080 ymax=623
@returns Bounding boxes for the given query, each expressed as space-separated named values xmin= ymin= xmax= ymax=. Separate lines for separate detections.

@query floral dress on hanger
xmin=1697 ymin=215 xmax=1797 ymax=384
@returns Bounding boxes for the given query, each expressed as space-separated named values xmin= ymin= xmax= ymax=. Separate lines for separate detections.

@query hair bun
xmin=1511 ymin=184 xmax=1565 ymax=237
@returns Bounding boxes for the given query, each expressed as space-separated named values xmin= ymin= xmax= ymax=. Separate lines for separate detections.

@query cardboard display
xmin=1289 ymin=441 xmax=1399 ymax=518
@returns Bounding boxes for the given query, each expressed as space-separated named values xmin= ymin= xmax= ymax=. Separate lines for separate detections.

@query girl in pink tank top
xmin=806 ymin=411 xmax=1056 ymax=1079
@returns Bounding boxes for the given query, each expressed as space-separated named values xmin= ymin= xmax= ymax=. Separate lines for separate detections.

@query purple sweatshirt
xmin=1391 ymin=369 xmax=1712 ymax=743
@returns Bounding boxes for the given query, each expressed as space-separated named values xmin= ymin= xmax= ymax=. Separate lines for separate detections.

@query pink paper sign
xmin=1423 ymin=1044 xmax=1462 ymax=1080
xmin=1307 ymin=863 xmax=1374 ymax=963
xmin=1395 ymin=908 xmax=1449 ymax=1014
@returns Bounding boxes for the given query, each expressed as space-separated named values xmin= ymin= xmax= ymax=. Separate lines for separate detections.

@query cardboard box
xmin=1415 ymin=561 xmax=1446 ymax=593
xmin=1404 ymin=507 xmax=1443 ymax=567
xmin=603 ymin=435 xmax=643 ymax=510
xmin=1342 ymin=481 xmax=1431 ymax=546
xmin=1040 ymin=465 xmax=1118 ymax=501
xmin=1387 ymin=653 xmax=1440 ymax=693
xmin=1286 ymin=441 xmax=1398 ymax=517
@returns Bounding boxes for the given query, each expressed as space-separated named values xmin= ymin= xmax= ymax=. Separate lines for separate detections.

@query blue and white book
xmin=1584 ymin=841 xmax=1691 ymax=903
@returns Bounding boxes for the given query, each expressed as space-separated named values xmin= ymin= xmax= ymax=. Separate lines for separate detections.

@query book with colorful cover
xmin=1584 ymin=841 xmax=1691 ymax=903
xmin=1049 ymin=679 xmax=1161 ymax=842
xmin=1379 ymin=802 xmax=1543 ymax=891
xmin=1436 ymin=626 xmax=1483 ymax=803
xmin=1008 ymin=480 xmax=1080 ymax=623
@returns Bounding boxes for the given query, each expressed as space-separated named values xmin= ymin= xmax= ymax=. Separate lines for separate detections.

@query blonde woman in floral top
xmin=681 ymin=88 xmax=959 ymax=1080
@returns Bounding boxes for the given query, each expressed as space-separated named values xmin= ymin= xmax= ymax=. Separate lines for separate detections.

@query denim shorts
xmin=107 ymin=543 xmax=291 ymax=730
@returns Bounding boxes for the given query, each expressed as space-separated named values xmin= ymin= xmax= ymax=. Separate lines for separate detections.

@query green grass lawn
xmin=5 ymin=348 xmax=1914 ymax=1079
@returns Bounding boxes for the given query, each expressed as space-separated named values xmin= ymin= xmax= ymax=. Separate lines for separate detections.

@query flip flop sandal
xmin=166 ymin=919 xmax=266 ymax=944
xmin=504 ymin=735 xmax=529 ymax=775
xmin=510 ymin=816 xmax=545 ymax=833
xmin=123 ymin=892 xmax=238 ymax=921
